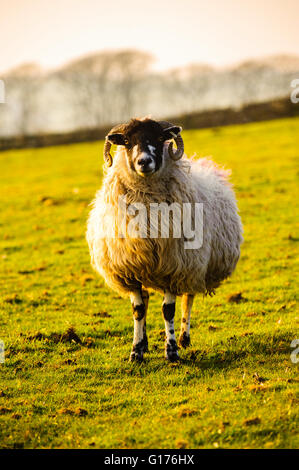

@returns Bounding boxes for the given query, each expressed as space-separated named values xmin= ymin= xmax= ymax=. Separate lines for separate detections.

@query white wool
xmin=87 ymin=148 xmax=243 ymax=297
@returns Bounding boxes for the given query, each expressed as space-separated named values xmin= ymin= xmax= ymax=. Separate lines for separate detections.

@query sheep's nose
xmin=137 ymin=156 xmax=151 ymax=167
xmin=135 ymin=153 xmax=155 ymax=175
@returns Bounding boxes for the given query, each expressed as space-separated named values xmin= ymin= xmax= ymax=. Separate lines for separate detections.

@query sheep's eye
xmin=124 ymin=138 xmax=129 ymax=145
xmin=158 ymin=136 xmax=164 ymax=142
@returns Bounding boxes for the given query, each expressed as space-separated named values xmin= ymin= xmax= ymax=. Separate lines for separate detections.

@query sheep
xmin=86 ymin=118 xmax=243 ymax=362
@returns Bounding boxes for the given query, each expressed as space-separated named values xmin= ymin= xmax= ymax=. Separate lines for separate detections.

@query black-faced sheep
xmin=86 ymin=118 xmax=243 ymax=362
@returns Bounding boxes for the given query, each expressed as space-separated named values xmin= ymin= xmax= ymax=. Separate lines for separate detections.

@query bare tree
xmin=3 ymin=64 xmax=42 ymax=135
xmin=63 ymin=49 xmax=153 ymax=127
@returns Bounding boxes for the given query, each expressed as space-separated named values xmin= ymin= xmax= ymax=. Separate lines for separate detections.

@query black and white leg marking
xmin=141 ymin=289 xmax=149 ymax=353
xmin=129 ymin=289 xmax=148 ymax=362
xmin=179 ymin=294 xmax=194 ymax=348
xmin=162 ymin=290 xmax=179 ymax=362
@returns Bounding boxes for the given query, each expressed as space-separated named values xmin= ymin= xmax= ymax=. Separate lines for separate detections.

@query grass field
xmin=0 ymin=117 xmax=298 ymax=449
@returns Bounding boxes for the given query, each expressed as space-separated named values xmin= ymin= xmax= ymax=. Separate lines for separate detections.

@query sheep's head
xmin=103 ymin=118 xmax=184 ymax=176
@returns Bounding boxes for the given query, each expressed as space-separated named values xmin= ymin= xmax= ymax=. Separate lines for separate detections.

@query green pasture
xmin=0 ymin=117 xmax=298 ymax=448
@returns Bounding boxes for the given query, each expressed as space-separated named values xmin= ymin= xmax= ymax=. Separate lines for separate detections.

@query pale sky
xmin=0 ymin=0 xmax=299 ymax=74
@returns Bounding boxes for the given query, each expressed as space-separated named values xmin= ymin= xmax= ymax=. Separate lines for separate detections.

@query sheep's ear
xmin=163 ymin=126 xmax=182 ymax=141
xmin=107 ymin=133 xmax=126 ymax=146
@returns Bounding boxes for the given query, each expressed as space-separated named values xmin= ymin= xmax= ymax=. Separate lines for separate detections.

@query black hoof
xmin=179 ymin=332 xmax=191 ymax=349
xmin=129 ymin=351 xmax=143 ymax=362
xmin=165 ymin=340 xmax=179 ymax=362
xmin=166 ymin=351 xmax=180 ymax=362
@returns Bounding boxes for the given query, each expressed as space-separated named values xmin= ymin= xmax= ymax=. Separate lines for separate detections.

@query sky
xmin=0 ymin=0 xmax=299 ymax=74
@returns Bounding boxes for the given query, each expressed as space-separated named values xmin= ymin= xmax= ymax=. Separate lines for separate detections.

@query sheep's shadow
xmin=177 ymin=330 xmax=295 ymax=371
xmin=90 ymin=328 xmax=295 ymax=373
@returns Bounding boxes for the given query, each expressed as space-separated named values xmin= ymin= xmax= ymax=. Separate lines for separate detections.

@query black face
xmin=107 ymin=119 xmax=181 ymax=177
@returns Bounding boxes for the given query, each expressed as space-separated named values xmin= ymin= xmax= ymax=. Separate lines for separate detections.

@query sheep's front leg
xmin=162 ymin=290 xmax=179 ymax=362
xmin=179 ymin=294 xmax=194 ymax=348
xmin=129 ymin=289 xmax=148 ymax=362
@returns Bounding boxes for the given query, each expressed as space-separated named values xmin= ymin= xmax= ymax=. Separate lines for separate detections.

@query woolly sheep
xmin=86 ymin=118 xmax=243 ymax=362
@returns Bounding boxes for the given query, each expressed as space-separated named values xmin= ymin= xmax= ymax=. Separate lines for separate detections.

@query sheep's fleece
xmin=86 ymin=127 xmax=243 ymax=298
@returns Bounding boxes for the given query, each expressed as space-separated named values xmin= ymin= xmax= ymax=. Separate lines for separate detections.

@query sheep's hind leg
xmin=141 ymin=289 xmax=149 ymax=352
xmin=129 ymin=289 xmax=148 ymax=362
xmin=162 ymin=290 xmax=179 ymax=362
xmin=179 ymin=294 xmax=194 ymax=348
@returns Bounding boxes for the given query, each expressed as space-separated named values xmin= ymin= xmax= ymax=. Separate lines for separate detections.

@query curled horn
xmin=103 ymin=137 xmax=113 ymax=167
xmin=103 ymin=123 xmax=124 ymax=167
xmin=159 ymin=121 xmax=184 ymax=161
